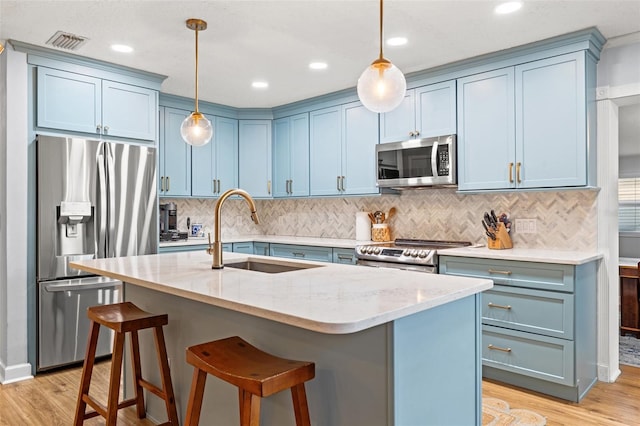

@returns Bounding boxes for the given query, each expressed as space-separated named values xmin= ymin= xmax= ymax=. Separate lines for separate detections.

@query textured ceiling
xmin=1 ymin=0 xmax=640 ymax=108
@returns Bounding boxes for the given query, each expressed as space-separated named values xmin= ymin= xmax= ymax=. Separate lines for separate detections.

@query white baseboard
xmin=0 ymin=362 xmax=33 ymax=384
xmin=598 ymin=363 xmax=621 ymax=383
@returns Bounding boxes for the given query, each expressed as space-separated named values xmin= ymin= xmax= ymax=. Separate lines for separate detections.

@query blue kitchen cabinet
xmin=232 ymin=242 xmax=254 ymax=254
xmin=239 ymin=120 xmax=272 ymax=198
xmin=310 ymin=101 xmax=378 ymax=196
xmin=457 ymin=52 xmax=590 ymax=191
xmin=192 ymin=116 xmax=239 ymax=197
xmin=37 ymin=67 xmax=157 ymax=141
xmin=273 ymin=113 xmax=309 ymax=197
xmin=515 ymin=52 xmax=587 ymax=188
xmin=380 ymin=81 xmax=456 ymax=143
xmin=269 ymin=243 xmax=333 ymax=263
xmin=439 ymin=256 xmax=597 ymax=402
xmin=159 ymin=107 xmax=191 ymax=196
xmin=332 ymin=248 xmax=357 ymax=265
xmin=253 ymin=242 xmax=270 ymax=256
xmin=457 ymin=68 xmax=515 ymax=191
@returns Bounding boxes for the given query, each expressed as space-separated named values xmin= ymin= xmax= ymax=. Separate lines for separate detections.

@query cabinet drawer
xmin=232 ymin=242 xmax=254 ymax=254
xmin=440 ymin=256 xmax=574 ymax=292
xmin=332 ymin=248 xmax=357 ymax=265
xmin=482 ymin=325 xmax=574 ymax=386
xmin=253 ymin=242 xmax=270 ymax=256
xmin=482 ymin=285 xmax=574 ymax=339
xmin=269 ymin=243 xmax=333 ymax=263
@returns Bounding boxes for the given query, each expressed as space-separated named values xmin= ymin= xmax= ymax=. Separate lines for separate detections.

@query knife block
xmin=488 ymin=222 xmax=513 ymax=250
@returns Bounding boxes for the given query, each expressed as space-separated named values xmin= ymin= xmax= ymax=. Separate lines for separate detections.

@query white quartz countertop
xmin=160 ymin=235 xmax=373 ymax=249
xmin=70 ymin=251 xmax=491 ymax=335
xmin=439 ymin=246 xmax=603 ymax=265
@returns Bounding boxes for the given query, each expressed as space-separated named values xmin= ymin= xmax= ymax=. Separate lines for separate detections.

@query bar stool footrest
xmin=139 ymin=377 xmax=167 ymax=399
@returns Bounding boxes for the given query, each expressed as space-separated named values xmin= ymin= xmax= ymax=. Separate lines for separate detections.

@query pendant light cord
xmin=378 ymin=0 xmax=384 ymax=60
xmin=194 ymin=27 xmax=200 ymax=113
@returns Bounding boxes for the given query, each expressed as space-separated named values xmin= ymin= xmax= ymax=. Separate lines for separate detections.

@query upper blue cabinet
xmin=273 ymin=113 xmax=310 ymax=198
xmin=310 ymin=101 xmax=379 ymax=196
xmin=457 ymin=52 xmax=593 ymax=191
xmin=159 ymin=107 xmax=192 ymax=197
xmin=379 ymin=80 xmax=456 ymax=143
xmin=36 ymin=67 xmax=158 ymax=142
xmin=239 ymin=120 xmax=273 ymax=198
xmin=192 ymin=116 xmax=239 ymax=197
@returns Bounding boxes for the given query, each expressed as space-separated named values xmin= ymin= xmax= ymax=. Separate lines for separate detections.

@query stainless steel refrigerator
xmin=36 ymin=135 xmax=157 ymax=371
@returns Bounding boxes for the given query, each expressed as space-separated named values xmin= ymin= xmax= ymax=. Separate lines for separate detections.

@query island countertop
xmin=70 ymin=251 xmax=492 ymax=334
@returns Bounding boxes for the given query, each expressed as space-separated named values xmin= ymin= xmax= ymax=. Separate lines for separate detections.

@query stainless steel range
xmin=356 ymin=239 xmax=472 ymax=273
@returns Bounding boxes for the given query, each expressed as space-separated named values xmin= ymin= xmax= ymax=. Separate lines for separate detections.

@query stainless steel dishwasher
xmin=38 ymin=276 xmax=121 ymax=371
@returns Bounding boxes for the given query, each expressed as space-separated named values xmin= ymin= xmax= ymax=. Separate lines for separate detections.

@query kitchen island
xmin=71 ymin=251 xmax=492 ymax=426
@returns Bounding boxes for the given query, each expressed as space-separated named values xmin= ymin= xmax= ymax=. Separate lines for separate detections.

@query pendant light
xmin=181 ymin=18 xmax=213 ymax=147
xmin=357 ymin=0 xmax=407 ymax=113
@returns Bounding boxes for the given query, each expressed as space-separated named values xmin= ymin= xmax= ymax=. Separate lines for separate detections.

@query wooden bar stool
xmin=74 ymin=302 xmax=179 ymax=426
xmin=185 ymin=336 xmax=315 ymax=426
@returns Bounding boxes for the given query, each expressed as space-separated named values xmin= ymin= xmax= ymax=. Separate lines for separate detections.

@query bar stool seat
xmin=185 ymin=336 xmax=315 ymax=426
xmin=74 ymin=302 xmax=179 ymax=426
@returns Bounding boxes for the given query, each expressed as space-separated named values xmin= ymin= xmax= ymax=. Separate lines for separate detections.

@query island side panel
xmin=124 ymin=283 xmax=392 ymax=426
xmin=392 ymin=294 xmax=482 ymax=426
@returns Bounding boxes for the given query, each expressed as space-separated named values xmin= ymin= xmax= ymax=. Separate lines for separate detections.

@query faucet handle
xmin=206 ymin=232 xmax=215 ymax=255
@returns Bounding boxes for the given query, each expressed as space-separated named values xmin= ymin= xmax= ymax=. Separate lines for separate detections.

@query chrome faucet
xmin=207 ymin=188 xmax=259 ymax=269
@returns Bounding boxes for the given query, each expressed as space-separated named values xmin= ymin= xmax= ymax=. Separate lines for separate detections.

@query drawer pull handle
xmin=292 ymin=252 xmax=305 ymax=258
xmin=488 ymin=269 xmax=512 ymax=275
xmin=488 ymin=302 xmax=512 ymax=310
xmin=337 ymin=254 xmax=353 ymax=261
xmin=488 ymin=344 xmax=512 ymax=353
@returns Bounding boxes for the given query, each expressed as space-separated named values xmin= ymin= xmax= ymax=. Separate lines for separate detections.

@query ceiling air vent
xmin=46 ymin=31 xmax=89 ymax=51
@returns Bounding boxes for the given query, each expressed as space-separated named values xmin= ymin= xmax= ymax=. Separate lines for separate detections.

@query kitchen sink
xmin=225 ymin=259 xmax=323 ymax=274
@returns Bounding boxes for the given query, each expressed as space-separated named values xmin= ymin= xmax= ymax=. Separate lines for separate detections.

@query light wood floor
xmin=1 ymin=361 xmax=639 ymax=425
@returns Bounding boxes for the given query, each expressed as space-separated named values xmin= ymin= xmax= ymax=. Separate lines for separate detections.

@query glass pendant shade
xmin=357 ymin=60 xmax=407 ymax=113
xmin=181 ymin=112 xmax=213 ymax=147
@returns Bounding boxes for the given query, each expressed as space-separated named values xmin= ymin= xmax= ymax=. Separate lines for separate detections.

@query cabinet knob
xmin=96 ymin=124 xmax=102 ymax=133
xmin=103 ymin=126 xmax=109 ymax=135
xmin=414 ymin=130 xmax=420 ymax=136
xmin=409 ymin=131 xmax=414 ymax=137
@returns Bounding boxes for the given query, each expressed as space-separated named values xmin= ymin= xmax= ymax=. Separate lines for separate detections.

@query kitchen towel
xmin=356 ymin=212 xmax=371 ymax=241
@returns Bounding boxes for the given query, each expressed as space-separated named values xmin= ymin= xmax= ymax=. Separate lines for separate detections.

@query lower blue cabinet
xmin=332 ymin=248 xmax=357 ymax=265
xmin=269 ymin=243 xmax=333 ymax=263
xmin=253 ymin=242 xmax=270 ymax=256
xmin=232 ymin=242 xmax=254 ymax=254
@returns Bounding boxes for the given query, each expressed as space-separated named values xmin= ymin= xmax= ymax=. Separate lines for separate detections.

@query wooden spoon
xmin=367 ymin=212 xmax=376 ymax=224
xmin=386 ymin=207 xmax=396 ymax=222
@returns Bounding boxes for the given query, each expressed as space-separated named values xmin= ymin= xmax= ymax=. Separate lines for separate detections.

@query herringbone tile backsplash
xmin=165 ymin=189 xmax=597 ymax=250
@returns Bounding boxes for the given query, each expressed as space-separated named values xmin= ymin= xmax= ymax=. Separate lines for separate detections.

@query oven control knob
xmin=402 ymin=249 xmax=411 ymax=256
xmin=418 ymin=250 xmax=427 ymax=258
xmin=373 ymin=247 xmax=381 ymax=254
xmin=366 ymin=247 xmax=375 ymax=254
xmin=358 ymin=247 xmax=366 ymax=254
xmin=410 ymin=250 xmax=418 ymax=257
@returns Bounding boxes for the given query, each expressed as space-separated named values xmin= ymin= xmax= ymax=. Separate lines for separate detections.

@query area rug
xmin=619 ymin=334 xmax=640 ymax=367
xmin=482 ymin=397 xmax=547 ymax=426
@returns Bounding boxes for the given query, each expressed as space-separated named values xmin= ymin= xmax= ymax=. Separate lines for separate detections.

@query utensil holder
xmin=372 ymin=224 xmax=391 ymax=242
xmin=488 ymin=223 xmax=513 ymax=250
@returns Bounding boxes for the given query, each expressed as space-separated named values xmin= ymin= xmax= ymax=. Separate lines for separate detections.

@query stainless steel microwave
xmin=376 ymin=135 xmax=456 ymax=188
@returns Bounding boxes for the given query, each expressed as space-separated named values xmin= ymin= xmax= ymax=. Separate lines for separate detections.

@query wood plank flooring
xmin=1 ymin=361 xmax=639 ymax=425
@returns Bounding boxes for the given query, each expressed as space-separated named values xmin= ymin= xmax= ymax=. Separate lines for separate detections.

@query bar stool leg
xmin=129 ymin=330 xmax=146 ymax=419
xmin=105 ymin=331 xmax=126 ymax=425
xmin=153 ymin=325 xmax=179 ymax=425
xmin=239 ymin=390 xmax=261 ymax=426
xmin=74 ymin=320 xmax=101 ymax=426
xmin=291 ymin=383 xmax=311 ymax=426
xmin=185 ymin=368 xmax=208 ymax=426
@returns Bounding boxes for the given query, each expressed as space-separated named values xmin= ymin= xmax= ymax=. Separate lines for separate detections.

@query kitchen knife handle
xmin=508 ymin=162 xmax=514 ymax=183
xmin=516 ymin=162 xmax=522 ymax=183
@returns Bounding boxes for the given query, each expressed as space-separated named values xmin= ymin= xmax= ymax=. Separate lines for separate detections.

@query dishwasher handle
xmin=43 ymin=280 xmax=121 ymax=293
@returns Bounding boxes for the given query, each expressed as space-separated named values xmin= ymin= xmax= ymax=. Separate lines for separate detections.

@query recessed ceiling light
xmin=309 ymin=62 xmax=328 ymax=70
xmin=111 ymin=44 xmax=133 ymax=53
xmin=494 ymin=1 xmax=523 ymax=14
xmin=252 ymin=81 xmax=269 ymax=89
xmin=386 ymin=37 xmax=408 ymax=47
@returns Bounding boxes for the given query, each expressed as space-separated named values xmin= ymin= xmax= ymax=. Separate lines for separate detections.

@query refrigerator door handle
xmin=106 ymin=144 xmax=117 ymax=257
xmin=97 ymin=148 xmax=108 ymax=259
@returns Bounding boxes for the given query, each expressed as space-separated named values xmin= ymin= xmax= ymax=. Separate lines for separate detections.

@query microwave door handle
xmin=431 ymin=141 xmax=439 ymax=177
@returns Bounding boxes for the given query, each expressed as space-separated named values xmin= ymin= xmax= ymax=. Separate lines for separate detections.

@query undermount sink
xmin=225 ymin=259 xmax=324 ymax=274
